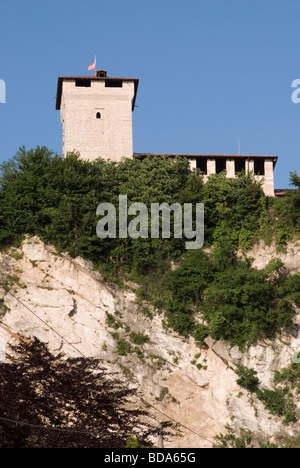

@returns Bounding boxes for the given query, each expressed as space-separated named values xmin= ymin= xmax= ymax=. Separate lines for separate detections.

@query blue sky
xmin=0 ymin=0 xmax=299 ymax=189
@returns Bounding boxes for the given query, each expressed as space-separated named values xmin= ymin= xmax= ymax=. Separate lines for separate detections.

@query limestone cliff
xmin=1 ymin=236 xmax=300 ymax=448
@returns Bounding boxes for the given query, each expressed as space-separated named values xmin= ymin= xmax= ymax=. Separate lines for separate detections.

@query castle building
xmin=56 ymin=69 xmax=139 ymax=162
xmin=134 ymin=153 xmax=277 ymax=197
xmin=56 ymin=70 xmax=277 ymax=196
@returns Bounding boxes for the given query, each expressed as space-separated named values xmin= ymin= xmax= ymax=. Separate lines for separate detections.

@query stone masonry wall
xmin=60 ymin=80 xmax=135 ymax=162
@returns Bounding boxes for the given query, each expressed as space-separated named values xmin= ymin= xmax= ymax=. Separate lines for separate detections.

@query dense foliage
xmin=235 ymin=365 xmax=260 ymax=393
xmin=0 ymin=147 xmax=300 ymax=349
xmin=235 ymin=365 xmax=297 ymax=425
xmin=214 ymin=425 xmax=279 ymax=449
xmin=259 ymin=170 xmax=300 ymax=245
xmin=0 ymin=339 xmax=153 ymax=448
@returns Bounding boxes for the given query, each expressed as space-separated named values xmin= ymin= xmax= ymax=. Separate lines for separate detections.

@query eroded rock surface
xmin=1 ymin=237 xmax=300 ymax=447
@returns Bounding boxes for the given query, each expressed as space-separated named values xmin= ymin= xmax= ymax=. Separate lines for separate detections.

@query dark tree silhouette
xmin=0 ymin=338 xmax=153 ymax=448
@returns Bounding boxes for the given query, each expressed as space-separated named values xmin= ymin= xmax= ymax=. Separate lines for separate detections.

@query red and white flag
xmin=88 ymin=56 xmax=96 ymax=71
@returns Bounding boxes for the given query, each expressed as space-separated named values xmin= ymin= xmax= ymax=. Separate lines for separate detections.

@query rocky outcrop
xmin=244 ymin=240 xmax=300 ymax=274
xmin=1 ymin=237 xmax=300 ymax=447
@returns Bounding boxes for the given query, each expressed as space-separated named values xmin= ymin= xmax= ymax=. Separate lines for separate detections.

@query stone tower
xmin=56 ymin=70 xmax=139 ymax=162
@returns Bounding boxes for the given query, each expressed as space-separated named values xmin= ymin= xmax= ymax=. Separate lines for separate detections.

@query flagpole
xmin=88 ymin=56 xmax=97 ymax=75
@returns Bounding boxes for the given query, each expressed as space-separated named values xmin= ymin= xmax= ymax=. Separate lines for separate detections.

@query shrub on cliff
xmin=0 ymin=147 xmax=298 ymax=348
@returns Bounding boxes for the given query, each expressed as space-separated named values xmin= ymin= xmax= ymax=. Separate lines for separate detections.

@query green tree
xmin=236 ymin=365 xmax=260 ymax=393
xmin=0 ymin=339 xmax=153 ymax=448
xmin=201 ymin=260 xmax=295 ymax=349
xmin=1 ymin=147 xmax=299 ymax=349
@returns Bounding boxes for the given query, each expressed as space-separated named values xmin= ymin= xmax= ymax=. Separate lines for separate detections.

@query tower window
xmin=254 ymin=159 xmax=265 ymax=176
xmin=235 ymin=158 xmax=246 ymax=174
xmin=105 ymin=79 xmax=123 ymax=88
xmin=75 ymin=79 xmax=91 ymax=87
xmin=216 ymin=158 xmax=227 ymax=174
xmin=196 ymin=158 xmax=207 ymax=174
xmin=96 ymin=112 xmax=101 ymax=119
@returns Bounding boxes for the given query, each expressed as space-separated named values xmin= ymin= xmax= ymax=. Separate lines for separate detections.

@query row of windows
xmin=196 ymin=158 xmax=266 ymax=176
xmin=75 ymin=79 xmax=123 ymax=88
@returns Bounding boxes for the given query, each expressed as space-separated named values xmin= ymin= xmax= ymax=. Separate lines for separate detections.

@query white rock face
xmin=244 ymin=240 xmax=300 ymax=273
xmin=1 ymin=237 xmax=300 ymax=447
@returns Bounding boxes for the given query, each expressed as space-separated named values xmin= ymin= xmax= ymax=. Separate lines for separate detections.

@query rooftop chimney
xmin=94 ymin=69 xmax=107 ymax=77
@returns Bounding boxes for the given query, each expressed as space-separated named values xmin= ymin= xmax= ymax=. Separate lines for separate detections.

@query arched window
xmin=96 ymin=112 xmax=101 ymax=119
